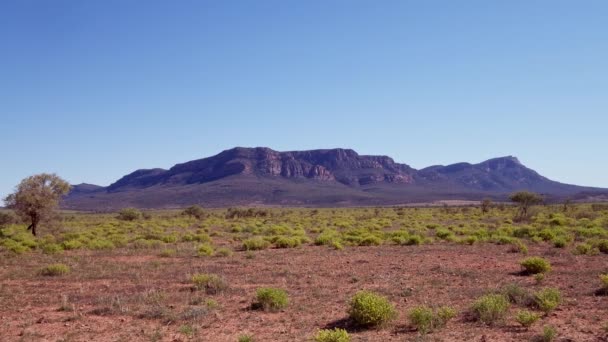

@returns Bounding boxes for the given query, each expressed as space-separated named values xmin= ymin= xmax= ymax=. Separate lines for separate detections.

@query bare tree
xmin=4 ymin=174 xmax=70 ymax=236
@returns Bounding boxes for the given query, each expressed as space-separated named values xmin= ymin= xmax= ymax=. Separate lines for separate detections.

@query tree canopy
xmin=509 ymin=191 xmax=543 ymax=220
xmin=4 ymin=173 xmax=71 ymax=236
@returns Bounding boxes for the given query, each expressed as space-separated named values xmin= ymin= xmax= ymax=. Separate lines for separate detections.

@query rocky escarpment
xmin=64 ymin=147 xmax=607 ymax=209
xmin=105 ymin=147 xmax=416 ymax=191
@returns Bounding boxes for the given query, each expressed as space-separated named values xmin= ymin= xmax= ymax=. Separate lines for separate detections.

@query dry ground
xmin=1 ymin=244 xmax=607 ymax=342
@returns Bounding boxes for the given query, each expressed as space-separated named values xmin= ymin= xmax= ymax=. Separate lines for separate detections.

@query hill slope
xmin=63 ymin=147 xmax=606 ymax=210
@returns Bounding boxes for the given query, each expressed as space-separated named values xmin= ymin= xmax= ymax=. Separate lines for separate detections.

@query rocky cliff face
xmin=105 ymin=147 xmax=416 ymax=191
xmin=65 ymin=147 xmax=606 ymax=209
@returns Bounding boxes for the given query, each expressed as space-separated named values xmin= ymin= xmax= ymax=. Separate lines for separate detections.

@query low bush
xmin=552 ymin=237 xmax=567 ymax=248
xmin=159 ymin=249 xmax=176 ymax=257
xmin=600 ymin=274 xmax=608 ymax=290
xmin=515 ymin=309 xmax=541 ymax=329
xmin=253 ymin=287 xmax=289 ymax=311
xmin=573 ymin=243 xmax=594 ymax=255
xmin=191 ymin=273 xmax=228 ymax=294
xmin=1 ymin=239 xmax=30 ymax=254
xmin=598 ymin=240 xmax=608 ymax=254
xmin=520 ymin=257 xmax=551 ymax=275
xmin=313 ymin=328 xmax=350 ymax=342
xmin=216 ymin=247 xmax=234 ymax=257
xmin=117 ymin=208 xmax=141 ymax=221
xmin=197 ymin=244 xmax=215 ymax=256
xmin=348 ymin=290 xmax=396 ymax=327
xmin=62 ymin=239 xmax=83 ymax=250
xmin=182 ymin=205 xmax=205 ymax=219
xmin=408 ymin=305 xmax=456 ymax=334
xmin=471 ymin=294 xmax=510 ymax=325
xmin=509 ymin=240 xmax=528 ymax=254
xmin=273 ymin=236 xmax=302 ymax=248
xmin=242 ymin=237 xmax=271 ymax=251
xmin=41 ymin=242 xmax=64 ymax=254
xmin=40 ymin=263 xmax=70 ymax=276
xmin=540 ymin=325 xmax=557 ymax=342
xmin=238 ymin=335 xmax=254 ymax=342
xmin=534 ymin=288 xmax=561 ymax=313
xmin=315 ymin=230 xmax=341 ymax=246
xmin=502 ymin=283 xmax=533 ymax=306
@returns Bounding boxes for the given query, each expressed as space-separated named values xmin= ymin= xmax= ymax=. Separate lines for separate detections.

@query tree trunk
xmin=28 ymin=215 xmax=38 ymax=236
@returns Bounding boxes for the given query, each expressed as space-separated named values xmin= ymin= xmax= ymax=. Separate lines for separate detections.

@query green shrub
xmin=242 ymin=237 xmax=271 ymax=251
xmin=348 ymin=290 xmax=396 ymax=327
xmin=538 ymin=228 xmax=556 ymax=241
xmin=435 ymin=228 xmax=453 ymax=240
xmin=313 ymin=328 xmax=350 ymax=342
xmin=464 ymin=236 xmax=478 ymax=245
xmin=573 ymin=243 xmax=593 ymax=255
xmin=494 ymin=235 xmax=514 ymax=245
xmin=87 ymin=239 xmax=115 ymax=250
xmin=404 ymin=235 xmax=423 ymax=246
xmin=408 ymin=305 xmax=456 ymax=334
xmin=192 ymin=232 xmax=211 ymax=243
xmin=540 ymin=325 xmax=557 ymax=342
xmin=598 ymin=240 xmax=608 ymax=254
xmin=253 ymin=287 xmax=289 ymax=311
xmin=552 ymin=237 xmax=567 ymax=248
xmin=117 ymin=207 xmax=141 ymax=221
xmin=1 ymin=239 xmax=30 ymax=254
xmin=41 ymin=243 xmax=63 ymax=254
xmin=515 ymin=309 xmax=541 ymax=328
xmin=331 ymin=240 xmax=344 ymax=250
xmin=471 ymin=294 xmax=510 ymax=325
xmin=315 ymin=230 xmax=340 ymax=246
xmin=205 ymin=298 xmax=219 ymax=309
xmin=509 ymin=240 xmax=528 ymax=254
xmin=520 ymin=257 xmax=551 ymax=275
xmin=600 ymin=274 xmax=608 ymax=290
xmin=191 ymin=273 xmax=228 ymax=294
xmin=502 ymin=283 xmax=532 ymax=306
xmin=197 ymin=244 xmax=214 ymax=256
xmin=273 ymin=236 xmax=302 ymax=248
xmin=162 ymin=234 xmax=178 ymax=243
xmin=238 ymin=335 xmax=254 ymax=342
xmin=534 ymin=288 xmax=561 ymax=313
xmin=159 ymin=249 xmax=176 ymax=257
xmin=40 ymin=263 xmax=70 ymax=276
xmin=62 ymin=239 xmax=83 ymax=250
xmin=408 ymin=306 xmax=434 ymax=333
xmin=534 ymin=273 xmax=545 ymax=284
xmin=216 ymin=247 xmax=233 ymax=257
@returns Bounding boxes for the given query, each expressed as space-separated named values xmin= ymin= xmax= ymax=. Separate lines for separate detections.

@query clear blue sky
xmin=1 ymin=0 xmax=607 ymax=198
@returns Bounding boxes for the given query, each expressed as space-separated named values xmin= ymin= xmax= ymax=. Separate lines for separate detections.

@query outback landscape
xmin=3 ymin=1 xmax=608 ymax=341
xmin=1 ymin=188 xmax=608 ymax=341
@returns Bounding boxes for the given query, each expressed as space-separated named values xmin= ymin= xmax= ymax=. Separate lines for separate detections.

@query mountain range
xmin=63 ymin=147 xmax=608 ymax=210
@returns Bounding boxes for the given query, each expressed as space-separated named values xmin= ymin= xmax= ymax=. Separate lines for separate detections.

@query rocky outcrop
xmin=64 ymin=147 xmax=607 ymax=209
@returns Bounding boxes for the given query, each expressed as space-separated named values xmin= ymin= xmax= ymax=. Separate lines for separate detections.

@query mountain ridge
xmin=63 ymin=147 xmax=607 ymax=210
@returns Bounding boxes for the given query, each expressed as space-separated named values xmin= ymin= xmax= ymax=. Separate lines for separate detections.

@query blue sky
xmin=1 ymin=0 xmax=607 ymax=198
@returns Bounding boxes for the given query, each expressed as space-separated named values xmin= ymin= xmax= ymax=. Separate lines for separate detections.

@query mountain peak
xmin=482 ymin=155 xmax=521 ymax=165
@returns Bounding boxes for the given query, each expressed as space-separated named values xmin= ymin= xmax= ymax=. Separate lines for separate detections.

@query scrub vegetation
xmin=1 ymin=201 xmax=607 ymax=340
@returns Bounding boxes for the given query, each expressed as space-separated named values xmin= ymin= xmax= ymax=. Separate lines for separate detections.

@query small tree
xmin=182 ymin=205 xmax=205 ymax=219
xmin=480 ymin=198 xmax=493 ymax=214
xmin=4 ymin=173 xmax=71 ymax=236
xmin=510 ymin=191 xmax=543 ymax=220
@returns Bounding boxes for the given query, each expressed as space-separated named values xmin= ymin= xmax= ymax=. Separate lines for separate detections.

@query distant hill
xmin=63 ymin=147 xmax=607 ymax=210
